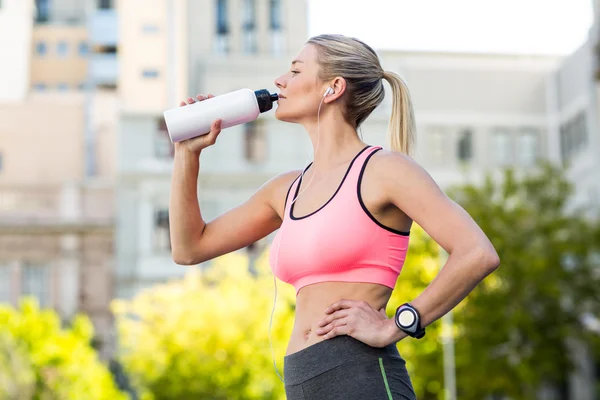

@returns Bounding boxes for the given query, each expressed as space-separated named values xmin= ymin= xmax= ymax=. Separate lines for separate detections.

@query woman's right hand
xmin=174 ymin=94 xmax=222 ymax=156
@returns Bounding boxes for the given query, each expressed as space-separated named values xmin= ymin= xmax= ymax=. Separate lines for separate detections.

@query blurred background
xmin=0 ymin=0 xmax=599 ymax=399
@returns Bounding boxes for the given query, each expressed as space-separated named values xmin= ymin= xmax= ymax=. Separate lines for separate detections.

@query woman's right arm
xmin=169 ymin=94 xmax=294 ymax=265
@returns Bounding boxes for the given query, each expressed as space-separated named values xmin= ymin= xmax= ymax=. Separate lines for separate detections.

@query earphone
xmin=268 ymin=87 xmax=329 ymax=384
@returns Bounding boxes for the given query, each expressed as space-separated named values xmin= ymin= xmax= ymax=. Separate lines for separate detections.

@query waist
xmin=289 ymin=265 xmax=400 ymax=295
xmin=286 ymin=282 xmax=393 ymax=354
xmin=283 ymin=335 xmax=404 ymax=386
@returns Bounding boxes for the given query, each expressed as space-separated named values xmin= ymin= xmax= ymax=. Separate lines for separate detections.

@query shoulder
xmin=368 ymin=148 xmax=425 ymax=180
xmin=367 ymin=148 xmax=440 ymax=198
xmin=266 ymin=169 xmax=303 ymax=191
xmin=259 ymin=169 xmax=303 ymax=216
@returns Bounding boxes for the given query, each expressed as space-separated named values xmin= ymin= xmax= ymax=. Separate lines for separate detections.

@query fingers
xmin=204 ymin=119 xmax=222 ymax=146
xmin=180 ymin=94 xmax=214 ymax=107
xmin=317 ymin=310 xmax=349 ymax=327
xmin=324 ymin=299 xmax=366 ymax=314
xmin=212 ymin=119 xmax=222 ymax=134
xmin=319 ymin=323 xmax=349 ymax=339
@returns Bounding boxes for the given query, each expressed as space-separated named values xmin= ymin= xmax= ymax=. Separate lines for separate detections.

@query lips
xmin=278 ymin=94 xmax=286 ymax=99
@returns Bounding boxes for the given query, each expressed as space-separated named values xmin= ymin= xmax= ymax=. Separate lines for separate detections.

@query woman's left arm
xmin=316 ymin=152 xmax=500 ymax=347
xmin=380 ymin=152 xmax=500 ymax=344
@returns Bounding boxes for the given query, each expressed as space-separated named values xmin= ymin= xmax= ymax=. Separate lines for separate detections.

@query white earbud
xmin=323 ymin=87 xmax=334 ymax=97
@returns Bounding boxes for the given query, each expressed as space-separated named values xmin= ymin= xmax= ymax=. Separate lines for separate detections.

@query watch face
xmin=398 ymin=310 xmax=416 ymax=328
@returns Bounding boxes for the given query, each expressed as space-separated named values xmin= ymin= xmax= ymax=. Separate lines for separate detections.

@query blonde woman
xmin=170 ymin=34 xmax=500 ymax=399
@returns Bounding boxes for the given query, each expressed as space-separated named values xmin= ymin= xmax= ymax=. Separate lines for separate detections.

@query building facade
xmin=0 ymin=0 xmax=119 ymax=359
xmin=115 ymin=0 xmax=309 ymax=298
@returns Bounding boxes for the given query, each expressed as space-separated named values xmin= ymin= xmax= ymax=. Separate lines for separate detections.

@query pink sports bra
xmin=269 ymin=145 xmax=410 ymax=295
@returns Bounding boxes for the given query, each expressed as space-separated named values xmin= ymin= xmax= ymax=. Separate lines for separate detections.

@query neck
xmin=301 ymin=108 xmax=366 ymax=171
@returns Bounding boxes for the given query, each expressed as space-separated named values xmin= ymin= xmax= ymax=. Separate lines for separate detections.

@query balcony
xmin=89 ymin=9 xmax=118 ymax=47
xmin=0 ymin=184 xmax=113 ymax=234
xmin=90 ymin=53 xmax=118 ymax=86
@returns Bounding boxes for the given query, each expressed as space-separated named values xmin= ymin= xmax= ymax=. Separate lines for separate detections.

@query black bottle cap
xmin=255 ymin=89 xmax=279 ymax=113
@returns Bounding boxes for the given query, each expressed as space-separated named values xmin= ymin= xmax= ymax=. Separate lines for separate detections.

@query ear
xmin=323 ymin=77 xmax=347 ymax=104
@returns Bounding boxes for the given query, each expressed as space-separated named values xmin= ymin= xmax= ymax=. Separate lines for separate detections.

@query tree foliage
xmin=112 ymin=251 xmax=296 ymax=400
xmin=0 ymin=298 xmax=128 ymax=400
xmin=447 ymin=163 xmax=600 ymax=399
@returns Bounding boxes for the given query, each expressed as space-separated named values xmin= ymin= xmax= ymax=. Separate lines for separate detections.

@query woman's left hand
xmin=316 ymin=299 xmax=397 ymax=348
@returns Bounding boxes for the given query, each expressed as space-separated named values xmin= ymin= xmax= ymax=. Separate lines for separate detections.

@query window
xmin=153 ymin=209 xmax=171 ymax=251
xmin=57 ymin=41 xmax=69 ymax=57
xmin=216 ymin=0 xmax=229 ymax=34
xmin=427 ymin=126 xmax=448 ymax=166
xmin=242 ymin=0 xmax=257 ymax=54
xmin=35 ymin=41 xmax=47 ymax=56
xmin=142 ymin=24 xmax=160 ymax=33
xmin=35 ymin=0 xmax=50 ymax=23
xmin=516 ymin=128 xmax=538 ymax=166
xmin=0 ymin=264 xmax=10 ymax=303
xmin=457 ymin=128 xmax=473 ymax=163
xmin=560 ymin=111 xmax=588 ymax=164
xmin=142 ymin=69 xmax=160 ymax=78
xmin=155 ymin=118 xmax=174 ymax=159
xmin=57 ymin=83 xmax=69 ymax=91
xmin=492 ymin=128 xmax=512 ymax=165
xmin=215 ymin=0 xmax=229 ymax=54
xmin=22 ymin=263 xmax=49 ymax=307
xmin=33 ymin=83 xmax=46 ymax=91
xmin=269 ymin=0 xmax=282 ymax=30
xmin=269 ymin=0 xmax=284 ymax=54
xmin=98 ymin=0 xmax=113 ymax=9
xmin=245 ymin=121 xmax=267 ymax=163
xmin=78 ymin=42 xmax=89 ymax=56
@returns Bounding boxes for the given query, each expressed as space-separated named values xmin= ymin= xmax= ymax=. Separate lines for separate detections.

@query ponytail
xmin=382 ymin=71 xmax=415 ymax=156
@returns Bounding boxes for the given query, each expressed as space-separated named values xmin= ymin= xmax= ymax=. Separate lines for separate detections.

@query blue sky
xmin=308 ymin=0 xmax=594 ymax=55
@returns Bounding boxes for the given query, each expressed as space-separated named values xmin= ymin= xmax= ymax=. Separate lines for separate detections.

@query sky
xmin=308 ymin=0 xmax=594 ymax=55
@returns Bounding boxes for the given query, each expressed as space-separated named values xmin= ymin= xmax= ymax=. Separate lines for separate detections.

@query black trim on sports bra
xmin=290 ymin=145 xmax=371 ymax=220
xmin=357 ymin=148 xmax=411 ymax=236
xmin=283 ymin=174 xmax=301 ymax=212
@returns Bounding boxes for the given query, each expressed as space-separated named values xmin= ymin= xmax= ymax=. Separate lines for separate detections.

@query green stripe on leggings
xmin=378 ymin=357 xmax=393 ymax=400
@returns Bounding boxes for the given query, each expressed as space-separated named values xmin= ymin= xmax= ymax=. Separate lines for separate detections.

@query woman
xmin=170 ymin=34 xmax=500 ymax=399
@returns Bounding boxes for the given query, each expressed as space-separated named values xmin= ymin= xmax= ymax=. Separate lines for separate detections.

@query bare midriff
xmin=285 ymin=281 xmax=394 ymax=356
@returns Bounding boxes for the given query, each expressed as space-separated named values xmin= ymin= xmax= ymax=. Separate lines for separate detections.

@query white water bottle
xmin=163 ymin=88 xmax=279 ymax=143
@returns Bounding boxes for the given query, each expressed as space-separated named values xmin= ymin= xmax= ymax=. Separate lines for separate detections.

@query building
xmin=545 ymin=3 xmax=600 ymax=216
xmin=0 ymin=0 xmax=119 ymax=359
xmin=115 ymin=0 xmax=309 ymax=298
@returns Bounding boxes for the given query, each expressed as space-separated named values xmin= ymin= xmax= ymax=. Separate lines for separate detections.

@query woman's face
xmin=274 ymin=44 xmax=327 ymax=123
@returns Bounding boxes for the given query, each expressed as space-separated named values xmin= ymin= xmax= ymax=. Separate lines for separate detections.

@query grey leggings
xmin=283 ymin=335 xmax=416 ymax=400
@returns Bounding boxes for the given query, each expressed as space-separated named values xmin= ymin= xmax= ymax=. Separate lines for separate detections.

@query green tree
xmin=0 ymin=298 xmax=128 ymax=400
xmin=112 ymin=251 xmax=296 ymax=400
xmin=446 ymin=163 xmax=600 ymax=399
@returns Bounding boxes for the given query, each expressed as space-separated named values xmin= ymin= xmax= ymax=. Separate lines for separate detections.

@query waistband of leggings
xmin=283 ymin=335 xmax=404 ymax=386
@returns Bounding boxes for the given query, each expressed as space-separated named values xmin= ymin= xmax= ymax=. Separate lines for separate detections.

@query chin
xmin=274 ymin=107 xmax=296 ymax=123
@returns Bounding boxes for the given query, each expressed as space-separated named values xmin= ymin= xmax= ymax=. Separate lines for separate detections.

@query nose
xmin=274 ymin=74 xmax=286 ymax=90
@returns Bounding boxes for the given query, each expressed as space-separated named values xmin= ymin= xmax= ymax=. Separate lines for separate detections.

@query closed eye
xmin=291 ymin=70 xmax=300 ymax=75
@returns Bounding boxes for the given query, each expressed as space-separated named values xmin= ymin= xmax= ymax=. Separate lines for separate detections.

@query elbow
xmin=479 ymin=245 xmax=500 ymax=273
xmin=171 ymin=249 xmax=202 ymax=266
xmin=461 ymin=243 xmax=499 ymax=277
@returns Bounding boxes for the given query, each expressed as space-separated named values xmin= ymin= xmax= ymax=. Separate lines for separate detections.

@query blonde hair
xmin=306 ymin=34 xmax=415 ymax=155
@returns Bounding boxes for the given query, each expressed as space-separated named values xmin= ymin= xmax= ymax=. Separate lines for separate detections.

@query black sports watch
xmin=394 ymin=303 xmax=425 ymax=339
